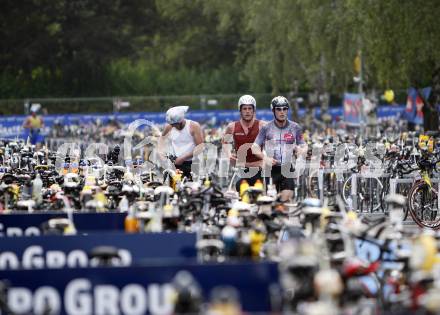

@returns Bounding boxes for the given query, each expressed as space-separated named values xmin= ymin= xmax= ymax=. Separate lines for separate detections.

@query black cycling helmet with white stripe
xmin=270 ymin=96 xmax=290 ymax=111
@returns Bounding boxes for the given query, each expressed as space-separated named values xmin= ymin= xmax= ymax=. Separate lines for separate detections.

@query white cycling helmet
xmin=30 ymin=103 xmax=41 ymax=113
xmin=166 ymin=106 xmax=189 ymax=124
xmin=238 ymin=95 xmax=256 ymax=110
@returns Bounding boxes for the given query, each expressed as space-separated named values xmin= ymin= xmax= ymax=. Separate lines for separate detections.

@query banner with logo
xmin=405 ymin=87 xmax=431 ymax=125
xmin=0 ymin=232 xmax=197 ymax=269
xmin=0 ymin=212 xmax=127 ymax=237
xmin=0 ymin=261 xmax=278 ymax=314
xmin=343 ymin=93 xmax=363 ymax=125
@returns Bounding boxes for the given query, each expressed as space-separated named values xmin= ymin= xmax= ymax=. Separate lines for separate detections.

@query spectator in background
xmin=22 ymin=104 xmax=44 ymax=148
xmin=422 ymin=68 xmax=440 ymax=132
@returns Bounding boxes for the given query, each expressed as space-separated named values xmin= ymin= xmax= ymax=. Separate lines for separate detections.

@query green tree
xmin=349 ymin=0 xmax=440 ymax=87
xmin=1 ymin=0 xmax=440 ymax=100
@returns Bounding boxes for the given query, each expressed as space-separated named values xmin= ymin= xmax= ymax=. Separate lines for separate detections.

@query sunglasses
xmin=275 ymin=107 xmax=289 ymax=112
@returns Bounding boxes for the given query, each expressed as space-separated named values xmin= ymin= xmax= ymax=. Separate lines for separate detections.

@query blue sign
xmin=0 ymin=232 xmax=197 ymax=269
xmin=0 ymin=212 xmax=127 ymax=237
xmin=404 ymin=87 xmax=431 ymax=125
xmin=0 ymin=261 xmax=278 ymax=314
xmin=377 ymin=105 xmax=406 ymax=118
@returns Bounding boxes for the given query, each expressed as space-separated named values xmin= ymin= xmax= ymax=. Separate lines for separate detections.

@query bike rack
xmin=347 ymin=172 xmax=386 ymax=213
xmin=389 ymin=178 xmax=414 ymax=195
xmin=315 ymin=168 xmax=348 ymax=204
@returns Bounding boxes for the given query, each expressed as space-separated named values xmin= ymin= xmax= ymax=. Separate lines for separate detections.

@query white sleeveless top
xmin=169 ymin=120 xmax=196 ymax=161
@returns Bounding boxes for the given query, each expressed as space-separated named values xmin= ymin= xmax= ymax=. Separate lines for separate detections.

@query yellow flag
xmin=353 ymin=51 xmax=361 ymax=75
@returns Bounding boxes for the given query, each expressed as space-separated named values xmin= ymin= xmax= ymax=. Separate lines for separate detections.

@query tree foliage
xmin=0 ymin=0 xmax=439 ymax=99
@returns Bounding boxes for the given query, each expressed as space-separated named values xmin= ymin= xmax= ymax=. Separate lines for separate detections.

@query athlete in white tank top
xmin=169 ymin=119 xmax=196 ymax=161
xmin=160 ymin=107 xmax=204 ymax=179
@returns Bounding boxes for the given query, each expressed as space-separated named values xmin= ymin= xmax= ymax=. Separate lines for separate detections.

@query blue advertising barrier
xmin=0 ymin=212 xmax=126 ymax=237
xmin=0 ymin=106 xmax=406 ymax=138
xmin=0 ymin=261 xmax=279 ymax=314
xmin=0 ymin=232 xmax=197 ymax=270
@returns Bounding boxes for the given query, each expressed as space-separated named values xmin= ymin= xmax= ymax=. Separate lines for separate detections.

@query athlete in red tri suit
xmin=223 ymin=95 xmax=265 ymax=190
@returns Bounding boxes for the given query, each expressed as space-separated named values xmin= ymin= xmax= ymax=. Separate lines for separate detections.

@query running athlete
xmin=253 ymin=96 xmax=306 ymax=201
xmin=223 ymin=95 xmax=265 ymax=190
xmin=161 ymin=106 xmax=203 ymax=179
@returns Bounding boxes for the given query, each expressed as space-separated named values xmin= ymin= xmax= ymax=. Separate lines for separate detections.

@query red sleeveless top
xmin=233 ymin=120 xmax=261 ymax=163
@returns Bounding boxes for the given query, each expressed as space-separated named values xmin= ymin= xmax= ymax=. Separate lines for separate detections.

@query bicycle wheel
xmin=343 ymin=175 xmax=383 ymax=212
xmin=408 ymin=181 xmax=440 ymax=229
xmin=342 ymin=174 xmax=354 ymax=208
xmin=380 ymin=180 xmax=389 ymax=213
xmin=359 ymin=177 xmax=383 ymax=213
xmin=307 ymin=170 xmax=320 ymax=199
xmin=396 ymin=184 xmax=410 ymax=221
xmin=381 ymin=179 xmax=410 ymax=220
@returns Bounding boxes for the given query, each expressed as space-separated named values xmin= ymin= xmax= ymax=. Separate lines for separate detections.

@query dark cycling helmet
xmin=270 ymin=96 xmax=290 ymax=111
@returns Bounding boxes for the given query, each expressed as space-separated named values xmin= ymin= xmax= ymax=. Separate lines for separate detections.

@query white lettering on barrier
xmin=120 ymin=284 xmax=148 ymax=315
xmin=65 ymin=279 xmax=92 ymax=315
xmin=66 ymin=250 xmax=89 ymax=268
xmin=8 ymin=287 xmax=62 ymax=314
xmin=94 ymin=285 xmax=120 ymax=315
xmin=25 ymin=227 xmax=41 ymax=237
xmin=117 ymin=249 xmax=132 ymax=266
xmin=0 ymin=247 xmax=133 ymax=270
xmin=46 ymin=251 xmax=66 ymax=268
xmin=34 ymin=286 xmax=61 ymax=315
xmin=8 ymin=288 xmax=33 ymax=314
xmin=64 ymin=280 xmax=173 ymax=315
xmin=148 ymin=284 xmax=174 ymax=315
xmin=0 ymin=226 xmax=42 ymax=237
xmin=0 ymin=252 xmax=19 ymax=269
xmin=24 ymin=226 xmax=41 ymax=236
xmin=6 ymin=228 xmax=22 ymax=237
xmin=22 ymin=246 xmax=44 ymax=269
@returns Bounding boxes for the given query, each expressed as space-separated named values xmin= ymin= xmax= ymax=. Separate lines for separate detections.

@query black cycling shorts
xmin=266 ymin=165 xmax=295 ymax=191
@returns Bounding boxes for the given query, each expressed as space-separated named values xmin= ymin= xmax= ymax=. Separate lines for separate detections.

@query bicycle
xmin=307 ymin=141 xmax=346 ymax=204
xmin=407 ymin=149 xmax=440 ymax=229
xmin=380 ymin=150 xmax=414 ymax=220
xmin=342 ymin=151 xmax=384 ymax=213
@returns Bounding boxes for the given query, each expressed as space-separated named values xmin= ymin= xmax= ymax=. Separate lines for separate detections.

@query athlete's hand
xmin=229 ymin=153 xmax=237 ymax=163
xmin=263 ymin=156 xmax=277 ymax=167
